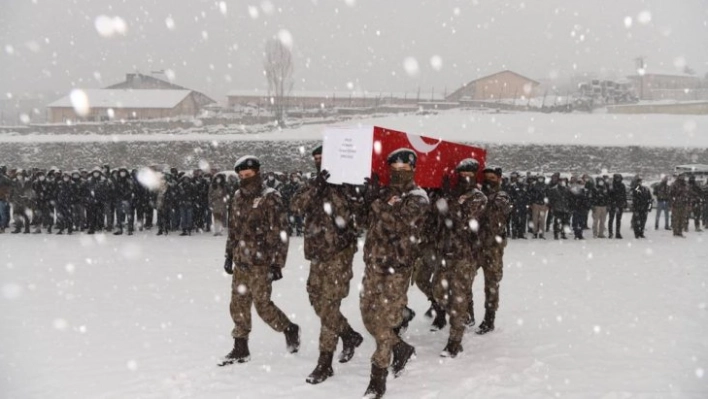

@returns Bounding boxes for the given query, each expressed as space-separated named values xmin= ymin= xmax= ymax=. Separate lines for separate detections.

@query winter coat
xmin=290 ymin=178 xmax=362 ymax=262
xmin=507 ymin=181 xmax=529 ymax=210
xmin=363 ymin=179 xmax=429 ymax=273
xmin=669 ymin=180 xmax=690 ymax=206
xmin=590 ymin=182 xmax=610 ymax=207
xmin=208 ymin=181 xmax=230 ymax=218
xmin=33 ymin=178 xmax=54 ymax=204
xmin=653 ymin=181 xmax=671 ymax=202
xmin=547 ymin=183 xmax=570 ymax=213
xmin=10 ymin=178 xmax=33 ymax=208
xmin=631 ymin=184 xmax=652 ymax=212
xmin=84 ymin=177 xmax=103 ymax=205
xmin=527 ymin=182 xmax=547 ymax=206
xmin=436 ymin=183 xmax=487 ymax=260
xmin=177 ymin=179 xmax=196 ymax=206
xmin=609 ymin=181 xmax=627 ymax=209
xmin=569 ymin=184 xmax=590 ymax=212
xmin=225 ymin=177 xmax=289 ymax=269
xmin=113 ymin=174 xmax=134 ymax=202
xmin=56 ymin=179 xmax=78 ymax=207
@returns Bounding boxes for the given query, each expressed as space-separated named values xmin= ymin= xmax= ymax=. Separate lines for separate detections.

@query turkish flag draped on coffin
xmin=321 ymin=126 xmax=487 ymax=188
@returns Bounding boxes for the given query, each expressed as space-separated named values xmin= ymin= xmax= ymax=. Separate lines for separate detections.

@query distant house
xmin=446 ymin=70 xmax=540 ymax=101
xmin=106 ymin=73 xmax=216 ymax=108
xmin=626 ymin=72 xmax=704 ymax=101
xmin=47 ymin=89 xmax=200 ymax=123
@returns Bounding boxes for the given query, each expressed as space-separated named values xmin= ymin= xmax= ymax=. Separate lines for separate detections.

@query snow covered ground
xmin=1 ymin=110 xmax=706 ymax=148
xmin=1 ymin=210 xmax=707 ymax=399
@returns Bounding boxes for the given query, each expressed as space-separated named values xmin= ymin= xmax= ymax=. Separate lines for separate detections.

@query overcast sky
xmin=1 ymin=0 xmax=707 ymax=103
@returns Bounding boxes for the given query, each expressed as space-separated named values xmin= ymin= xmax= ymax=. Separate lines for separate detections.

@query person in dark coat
xmin=55 ymin=173 xmax=77 ymax=234
xmin=569 ymin=176 xmax=589 ymax=239
xmin=608 ymin=174 xmax=627 ymax=239
xmin=113 ymin=167 xmax=135 ymax=235
xmin=177 ymin=175 xmax=196 ymax=236
xmin=84 ymin=169 xmax=104 ymax=234
xmin=653 ymin=175 xmax=671 ymax=230
xmin=507 ymin=172 xmax=529 ymax=239
xmin=590 ymin=177 xmax=610 ymax=238
xmin=630 ymin=175 xmax=652 ymax=238
xmin=547 ymin=176 xmax=570 ymax=239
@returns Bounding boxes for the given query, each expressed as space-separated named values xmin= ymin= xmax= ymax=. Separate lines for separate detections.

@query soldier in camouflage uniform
xmin=360 ymin=148 xmax=429 ymax=399
xmin=290 ymin=145 xmax=364 ymax=385
xmin=433 ymin=159 xmax=487 ymax=357
xmin=219 ymin=155 xmax=301 ymax=366
xmin=472 ymin=166 xmax=512 ymax=335
xmin=670 ymin=175 xmax=690 ymax=238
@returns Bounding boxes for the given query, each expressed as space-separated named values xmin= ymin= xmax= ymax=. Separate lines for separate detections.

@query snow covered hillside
xmin=1 ymin=211 xmax=706 ymax=399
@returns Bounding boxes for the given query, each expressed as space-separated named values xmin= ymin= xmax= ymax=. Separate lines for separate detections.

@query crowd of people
xmin=0 ymin=165 xmax=705 ymax=240
xmin=502 ymin=171 xmax=707 ymax=240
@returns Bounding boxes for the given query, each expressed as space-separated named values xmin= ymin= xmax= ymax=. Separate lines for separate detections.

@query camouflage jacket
xmin=290 ymin=179 xmax=362 ymax=262
xmin=436 ymin=185 xmax=487 ymax=260
xmin=670 ymin=181 xmax=690 ymax=206
xmin=478 ymin=188 xmax=512 ymax=247
xmin=363 ymin=180 xmax=429 ymax=273
xmin=225 ymin=179 xmax=289 ymax=269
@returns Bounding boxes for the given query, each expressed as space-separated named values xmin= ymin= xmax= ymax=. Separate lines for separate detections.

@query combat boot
xmin=430 ymin=302 xmax=447 ymax=332
xmin=113 ymin=228 xmax=123 ymax=235
xmin=11 ymin=225 xmax=21 ymax=234
xmin=363 ymin=364 xmax=388 ymax=399
xmin=284 ymin=323 xmax=301 ymax=353
xmin=339 ymin=326 xmax=363 ymax=363
xmin=476 ymin=310 xmax=496 ymax=335
xmin=306 ymin=351 xmax=334 ymax=384
xmin=218 ymin=337 xmax=250 ymax=366
xmin=391 ymin=341 xmax=415 ymax=377
xmin=440 ymin=339 xmax=463 ymax=358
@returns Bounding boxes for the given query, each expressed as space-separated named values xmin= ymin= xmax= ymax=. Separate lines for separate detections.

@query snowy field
xmin=1 ymin=210 xmax=707 ymax=399
xmin=1 ymin=111 xmax=707 ymax=148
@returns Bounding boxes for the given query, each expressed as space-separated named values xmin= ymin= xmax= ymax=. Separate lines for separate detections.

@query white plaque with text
xmin=321 ymin=126 xmax=374 ymax=185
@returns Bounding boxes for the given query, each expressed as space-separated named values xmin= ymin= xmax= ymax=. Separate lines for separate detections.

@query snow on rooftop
xmin=47 ymin=89 xmax=192 ymax=109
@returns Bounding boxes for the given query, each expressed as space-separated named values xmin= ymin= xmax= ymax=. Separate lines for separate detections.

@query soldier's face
xmin=484 ymin=172 xmax=500 ymax=185
xmin=390 ymin=162 xmax=413 ymax=172
xmin=238 ymin=169 xmax=256 ymax=179
xmin=458 ymin=171 xmax=476 ymax=181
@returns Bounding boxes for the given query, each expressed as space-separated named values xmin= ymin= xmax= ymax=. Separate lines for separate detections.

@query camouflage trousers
xmin=230 ymin=265 xmax=291 ymax=339
xmin=360 ymin=265 xmax=413 ymax=369
xmin=433 ymin=258 xmax=477 ymax=342
xmin=412 ymin=246 xmax=438 ymax=300
xmin=472 ymin=245 xmax=505 ymax=313
xmin=307 ymin=247 xmax=356 ymax=353
xmin=672 ymin=205 xmax=688 ymax=235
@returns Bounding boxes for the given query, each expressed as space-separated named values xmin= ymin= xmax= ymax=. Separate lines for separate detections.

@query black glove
xmin=268 ymin=265 xmax=283 ymax=282
xmin=223 ymin=257 xmax=233 ymax=275
xmin=442 ymin=175 xmax=452 ymax=195
xmin=364 ymin=173 xmax=381 ymax=203
xmin=315 ymin=169 xmax=331 ymax=193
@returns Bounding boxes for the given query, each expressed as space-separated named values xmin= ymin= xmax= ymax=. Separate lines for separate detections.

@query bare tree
xmin=263 ymin=38 xmax=293 ymax=127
